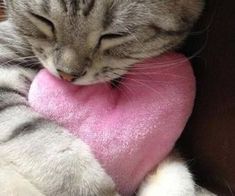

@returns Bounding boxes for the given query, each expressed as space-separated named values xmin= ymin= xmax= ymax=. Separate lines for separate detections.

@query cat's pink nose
xmin=57 ymin=70 xmax=77 ymax=82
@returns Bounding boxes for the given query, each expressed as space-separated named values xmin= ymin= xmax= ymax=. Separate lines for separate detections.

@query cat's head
xmin=5 ymin=0 xmax=203 ymax=85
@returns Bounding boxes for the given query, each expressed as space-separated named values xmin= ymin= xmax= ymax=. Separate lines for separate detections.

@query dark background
xmin=0 ymin=0 xmax=235 ymax=195
xmin=179 ymin=0 xmax=235 ymax=195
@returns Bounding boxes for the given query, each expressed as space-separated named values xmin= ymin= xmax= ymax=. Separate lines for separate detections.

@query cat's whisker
xmin=21 ymin=62 xmax=41 ymax=69
xmin=0 ymin=43 xmax=31 ymax=50
xmin=0 ymin=51 xmax=32 ymax=58
xmin=1 ymin=61 xmax=38 ymax=68
xmin=0 ymin=39 xmax=31 ymax=46
xmin=112 ymin=67 xmax=189 ymax=80
xmin=114 ymin=59 xmax=185 ymax=72
xmin=135 ymin=59 xmax=188 ymax=67
xmin=129 ymin=48 xmax=206 ymax=70
xmin=127 ymin=71 xmax=189 ymax=80
xmin=111 ymin=72 xmax=165 ymax=100
xmin=118 ymin=56 xmax=188 ymax=71
xmin=0 ymin=55 xmax=38 ymax=66
xmin=0 ymin=36 xmax=31 ymax=47
xmin=12 ymin=58 xmax=40 ymax=66
xmin=120 ymin=24 xmax=149 ymax=52
xmin=116 ymin=32 xmax=208 ymax=72
xmin=112 ymin=20 xmax=150 ymax=54
xmin=132 ymin=59 xmax=191 ymax=69
xmin=112 ymin=71 xmax=180 ymax=84
xmin=0 ymin=44 xmax=32 ymax=51
xmin=105 ymin=75 xmax=135 ymax=106
xmin=189 ymin=3 xmax=217 ymax=36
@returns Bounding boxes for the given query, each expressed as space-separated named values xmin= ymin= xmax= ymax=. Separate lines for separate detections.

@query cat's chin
xmin=72 ymin=79 xmax=104 ymax=86
xmin=72 ymin=77 xmax=118 ymax=86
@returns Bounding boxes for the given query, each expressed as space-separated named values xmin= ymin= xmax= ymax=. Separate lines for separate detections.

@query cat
xmin=0 ymin=0 xmax=214 ymax=195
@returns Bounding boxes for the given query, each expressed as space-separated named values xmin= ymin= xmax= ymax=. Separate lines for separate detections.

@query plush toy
xmin=28 ymin=52 xmax=195 ymax=196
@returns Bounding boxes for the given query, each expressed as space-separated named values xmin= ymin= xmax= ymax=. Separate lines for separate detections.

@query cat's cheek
xmin=39 ymin=57 xmax=59 ymax=78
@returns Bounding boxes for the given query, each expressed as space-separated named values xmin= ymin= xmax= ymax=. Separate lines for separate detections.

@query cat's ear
xmin=152 ymin=0 xmax=204 ymax=32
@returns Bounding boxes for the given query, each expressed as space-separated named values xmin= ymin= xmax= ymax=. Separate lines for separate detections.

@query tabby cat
xmin=0 ymin=0 xmax=211 ymax=195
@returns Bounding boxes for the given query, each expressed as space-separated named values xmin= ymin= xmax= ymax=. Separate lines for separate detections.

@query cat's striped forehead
xmin=4 ymin=0 xmax=203 ymax=85
xmin=7 ymin=0 xmax=203 ymax=30
xmin=5 ymin=0 xmax=97 ymax=15
xmin=7 ymin=0 xmax=160 ymax=33
xmin=41 ymin=0 xmax=96 ymax=16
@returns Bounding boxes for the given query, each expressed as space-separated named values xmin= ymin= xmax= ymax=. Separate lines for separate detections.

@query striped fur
xmin=0 ymin=21 xmax=119 ymax=196
xmin=0 ymin=0 xmax=211 ymax=195
xmin=5 ymin=0 xmax=204 ymax=85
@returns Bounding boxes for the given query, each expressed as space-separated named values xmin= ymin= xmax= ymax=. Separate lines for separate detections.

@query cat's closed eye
xmin=100 ymin=32 xmax=128 ymax=40
xmin=98 ymin=32 xmax=132 ymax=51
xmin=28 ymin=12 xmax=55 ymax=38
xmin=7 ymin=0 xmax=203 ymax=85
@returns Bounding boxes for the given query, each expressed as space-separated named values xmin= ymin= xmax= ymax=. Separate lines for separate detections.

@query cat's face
xmin=5 ymin=0 xmax=203 ymax=85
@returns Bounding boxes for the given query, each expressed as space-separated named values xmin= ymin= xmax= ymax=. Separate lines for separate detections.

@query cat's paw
xmin=0 ymin=126 xmax=119 ymax=196
xmin=137 ymin=153 xmax=196 ymax=196
xmin=0 ymin=160 xmax=44 ymax=196
xmin=196 ymin=186 xmax=217 ymax=196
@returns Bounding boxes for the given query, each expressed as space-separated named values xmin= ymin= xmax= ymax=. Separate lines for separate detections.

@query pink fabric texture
xmin=28 ymin=53 xmax=195 ymax=196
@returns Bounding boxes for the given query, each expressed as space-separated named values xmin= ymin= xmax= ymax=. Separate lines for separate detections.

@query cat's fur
xmin=0 ymin=0 xmax=215 ymax=195
xmin=3 ymin=0 xmax=204 ymax=85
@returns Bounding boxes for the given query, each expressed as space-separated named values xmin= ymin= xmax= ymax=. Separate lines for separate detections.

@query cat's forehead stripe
xmin=58 ymin=0 xmax=68 ymax=13
xmin=55 ymin=0 xmax=95 ymax=16
xmin=58 ymin=0 xmax=78 ymax=15
xmin=83 ymin=0 xmax=95 ymax=16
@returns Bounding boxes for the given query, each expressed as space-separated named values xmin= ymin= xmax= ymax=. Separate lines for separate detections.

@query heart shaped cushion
xmin=28 ymin=52 xmax=195 ymax=195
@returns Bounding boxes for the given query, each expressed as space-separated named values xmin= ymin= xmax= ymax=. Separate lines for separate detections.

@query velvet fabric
xmin=29 ymin=53 xmax=195 ymax=195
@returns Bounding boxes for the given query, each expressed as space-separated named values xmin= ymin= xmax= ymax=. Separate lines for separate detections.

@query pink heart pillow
xmin=28 ymin=52 xmax=195 ymax=195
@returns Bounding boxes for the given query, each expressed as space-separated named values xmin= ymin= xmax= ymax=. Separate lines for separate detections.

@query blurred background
xmin=179 ymin=0 xmax=235 ymax=195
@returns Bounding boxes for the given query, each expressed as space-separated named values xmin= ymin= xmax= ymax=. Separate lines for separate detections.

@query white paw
xmin=0 ymin=161 xmax=44 ymax=196
xmin=196 ymin=186 xmax=217 ymax=196
xmin=0 ymin=130 xmax=119 ymax=196
xmin=137 ymin=153 xmax=195 ymax=196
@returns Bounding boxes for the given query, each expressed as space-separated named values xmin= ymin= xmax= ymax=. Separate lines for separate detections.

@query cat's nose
xmin=57 ymin=69 xmax=87 ymax=82
xmin=57 ymin=69 xmax=77 ymax=82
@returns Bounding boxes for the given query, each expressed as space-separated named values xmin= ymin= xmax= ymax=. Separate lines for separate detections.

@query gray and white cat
xmin=0 ymin=0 xmax=215 ymax=195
